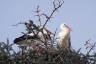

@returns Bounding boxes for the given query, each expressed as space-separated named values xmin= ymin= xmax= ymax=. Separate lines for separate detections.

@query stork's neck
xmin=58 ymin=27 xmax=70 ymax=38
xmin=62 ymin=27 xmax=70 ymax=34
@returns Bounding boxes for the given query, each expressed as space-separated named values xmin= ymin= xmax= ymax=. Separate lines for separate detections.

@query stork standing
xmin=57 ymin=23 xmax=72 ymax=51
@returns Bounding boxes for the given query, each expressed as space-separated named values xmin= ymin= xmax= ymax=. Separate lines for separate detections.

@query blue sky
xmin=0 ymin=0 xmax=96 ymax=53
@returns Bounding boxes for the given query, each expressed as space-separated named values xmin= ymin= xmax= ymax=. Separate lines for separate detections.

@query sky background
xmin=0 ymin=0 xmax=96 ymax=53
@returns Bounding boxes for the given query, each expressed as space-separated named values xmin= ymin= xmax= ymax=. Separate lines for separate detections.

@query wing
xmin=14 ymin=34 xmax=39 ymax=44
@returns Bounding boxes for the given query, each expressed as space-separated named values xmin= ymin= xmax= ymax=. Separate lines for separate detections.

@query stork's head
xmin=60 ymin=23 xmax=72 ymax=31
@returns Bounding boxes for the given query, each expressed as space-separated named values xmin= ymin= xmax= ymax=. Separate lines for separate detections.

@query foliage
xmin=0 ymin=40 xmax=96 ymax=64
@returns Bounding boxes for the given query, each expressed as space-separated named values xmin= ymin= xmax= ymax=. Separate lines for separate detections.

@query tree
xmin=0 ymin=0 xmax=96 ymax=64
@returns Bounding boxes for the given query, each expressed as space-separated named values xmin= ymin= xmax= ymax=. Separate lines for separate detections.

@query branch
xmin=42 ymin=0 xmax=64 ymax=29
xmin=34 ymin=5 xmax=42 ymax=26
xmin=86 ymin=43 xmax=96 ymax=55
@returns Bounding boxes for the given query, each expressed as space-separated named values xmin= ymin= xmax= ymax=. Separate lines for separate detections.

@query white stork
xmin=57 ymin=23 xmax=72 ymax=51
xmin=14 ymin=28 xmax=53 ymax=46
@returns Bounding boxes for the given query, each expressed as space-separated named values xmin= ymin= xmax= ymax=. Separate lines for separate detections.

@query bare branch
xmin=42 ymin=0 xmax=64 ymax=29
xmin=12 ymin=22 xmax=26 ymax=26
xmin=34 ymin=5 xmax=42 ymax=26
xmin=86 ymin=42 xmax=96 ymax=55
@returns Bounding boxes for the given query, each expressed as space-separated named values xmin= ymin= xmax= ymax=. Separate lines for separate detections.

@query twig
xmin=42 ymin=0 xmax=64 ymax=29
xmin=34 ymin=5 xmax=42 ymax=26
xmin=86 ymin=43 xmax=96 ymax=55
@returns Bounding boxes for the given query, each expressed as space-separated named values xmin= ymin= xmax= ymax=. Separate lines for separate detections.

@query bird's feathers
xmin=14 ymin=27 xmax=52 ymax=46
xmin=57 ymin=23 xmax=72 ymax=51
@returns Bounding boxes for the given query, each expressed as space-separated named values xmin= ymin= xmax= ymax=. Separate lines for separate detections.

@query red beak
xmin=66 ymin=25 xmax=72 ymax=31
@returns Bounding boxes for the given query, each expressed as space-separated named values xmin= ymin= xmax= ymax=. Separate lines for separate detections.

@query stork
xmin=57 ymin=23 xmax=72 ymax=51
xmin=14 ymin=28 xmax=53 ymax=46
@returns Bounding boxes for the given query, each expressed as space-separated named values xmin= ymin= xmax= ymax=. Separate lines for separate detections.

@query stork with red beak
xmin=57 ymin=23 xmax=72 ymax=51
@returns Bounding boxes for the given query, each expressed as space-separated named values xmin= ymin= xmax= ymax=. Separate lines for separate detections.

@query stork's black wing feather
xmin=14 ymin=35 xmax=26 ymax=43
xmin=14 ymin=34 xmax=39 ymax=44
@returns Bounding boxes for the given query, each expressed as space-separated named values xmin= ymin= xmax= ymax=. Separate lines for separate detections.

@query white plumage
xmin=57 ymin=23 xmax=72 ymax=51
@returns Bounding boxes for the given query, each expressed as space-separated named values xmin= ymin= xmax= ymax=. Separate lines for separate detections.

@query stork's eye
xmin=64 ymin=24 xmax=66 ymax=26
